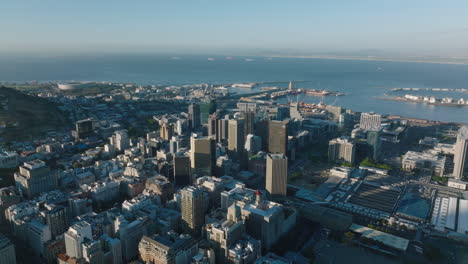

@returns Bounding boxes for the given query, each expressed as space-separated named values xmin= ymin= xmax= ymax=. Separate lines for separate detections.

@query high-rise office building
xmin=110 ymin=130 xmax=130 ymax=152
xmin=228 ymin=119 xmax=245 ymax=160
xmin=115 ymin=217 xmax=149 ymax=261
xmin=200 ymin=102 xmax=210 ymax=125
xmin=173 ymin=154 xmax=192 ymax=187
xmin=237 ymin=102 xmax=257 ymax=113
xmin=101 ymin=235 xmax=122 ymax=264
xmin=176 ymin=119 xmax=186 ymax=136
xmin=328 ymin=137 xmax=356 ymax=164
xmin=189 ymin=103 xmax=201 ymax=129
xmin=200 ymin=101 xmax=214 ymax=125
xmin=74 ymin=118 xmax=94 ymax=140
xmin=28 ymin=220 xmax=52 ymax=256
xmin=243 ymin=111 xmax=255 ymax=136
xmin=0 ymin=234 xmax=16 ymax=264
xmin=217 ymin=118 xmax=229 ymax=143
xmin=255 ymin=119 xmax=269 ymax=151
xmin=14 ymin=160 xmax=56 ymax=199
xmin=169 ymin=136 xmax=179 ymax=154
xmin=325 ymin=105 xmax=343 ymax=121
xmin=268 ymin=120 xmax=289 ymax=155
xmin=208 ymin=114 xmax=218 ymax=140
xmin=44 ymin=204 xmax=71 ymax=238
xmin=64 ymin=221 xmax=93 ymax=259
xmin=190 ymin=136 xmax=215 ymax=176
xmin=367 ymin=129 xmax=382 ymax=161
xmin=454 ymin=126 xmax=468 ymax=179
xmin=266 ymin=154 xmax=288 ymax=196
xmin=289 ymin=102 xmax=304 ymax=121
xmin=360 ymin=112 xmax=381 ymax=131
xmin=240 ymin=191 xmax=296 ymax=250
xmin=245 ymin=134 xmax=261 ymax=154
xmin=181 ymin=186 xmax=206 ymax=237
xmin=205 ymin=204 xmax=245 ymax=263
xmin=160 ymin=123 xmax=174 ymax=141
xmin=82 ymin=239 xmax=104 ymax=264
xmin=276 ymin=107 xmax=290 ymax=120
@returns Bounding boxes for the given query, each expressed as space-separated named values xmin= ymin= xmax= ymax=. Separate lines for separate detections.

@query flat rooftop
xmin=267 ymin=153 xmax=287 ymax=160
xmin=457 ymin=199 xmax=468 ymax=234
xmin=350 ymin=223 xmax=409 ymax=252
xmin=431 ymin=197 xmax=457 ymax=231
xmin=314 ymin=176 xmax=343 ymax=198
xmin=23 ymin=159 xmax=46 ymax=170
xmin=348 ymin=183 xmax=400 ymax=213
xmin=396 ymin=192 xmax=430 ymax=221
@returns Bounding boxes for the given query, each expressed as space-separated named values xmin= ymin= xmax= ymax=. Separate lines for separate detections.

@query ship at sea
xmin=304 ymin=89 xmax=344 ymax=96
xmin=232 ymin=83 xmax=257 ymax=89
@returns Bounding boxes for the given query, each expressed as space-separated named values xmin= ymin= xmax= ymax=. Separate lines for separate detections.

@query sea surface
xmin=0 ymin=54 xmax=467 ymax=123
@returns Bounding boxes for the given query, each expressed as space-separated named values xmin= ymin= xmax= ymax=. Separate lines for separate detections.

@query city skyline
xmin=1 ymin=2 xmax=468 ymax=263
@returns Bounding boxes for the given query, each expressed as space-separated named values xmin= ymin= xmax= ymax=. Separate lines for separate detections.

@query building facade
xmin=266 ymin=154 xmax=288 ymax=197
xmin=328 ymin=137 xmax=356 ymax=164
xmin=268 ymin=120 xmax=288 ymax=155
xmin=181 ymin=186 xmax=206 ymax=237
xmin=190 ymin=136 xmax=215 ymax=176
xmin=14 ymin=160 xmax=56 ymax=199
xmin=0 ymin=235 xmax=16 ymax=264
xmin=359 ymin=112 xmax=381 ymax=131
xmin=453 ymin=126 xmax=468 ymax=179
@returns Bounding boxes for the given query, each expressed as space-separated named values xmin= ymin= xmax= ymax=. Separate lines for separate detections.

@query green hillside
xmin=0 ymin=86 xmax=71 ymax=141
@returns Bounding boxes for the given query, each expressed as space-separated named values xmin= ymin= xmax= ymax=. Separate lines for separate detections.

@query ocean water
xmin=0 ymin=54 xmax=467 ymax=123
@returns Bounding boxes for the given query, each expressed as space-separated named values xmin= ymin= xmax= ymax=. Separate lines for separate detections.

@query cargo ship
xmin=231 ymin=83 xmax=257 ymax=89
xmin=305 ymin=89 xmax=344 ymax=96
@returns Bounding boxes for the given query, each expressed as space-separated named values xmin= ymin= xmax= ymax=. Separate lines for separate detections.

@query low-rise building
xmin=0 ymin=151 xmax=18 ymax=169
xmin=448 ymin=179 xmax=467 ymax=190
xmin=431 ymin=197 xmax=458 ymax=231
xmin=138 ymin=233 xmax=198 ymax=264
xmin=402 ymin=150 xmax=446 ymax=176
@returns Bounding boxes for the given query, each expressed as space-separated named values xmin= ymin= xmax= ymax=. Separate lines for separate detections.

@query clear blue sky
xmin=2 ymin=0 xmax=468 ymax=55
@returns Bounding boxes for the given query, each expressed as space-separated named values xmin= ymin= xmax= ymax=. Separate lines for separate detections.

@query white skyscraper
xmin=360 ymin=112 xmax=381 ymax=131
xmin=453 ymin=126 xmax=468 ymax=179
xmin=245 ymin=134 xmax=262 ymax=153
xmin=111 ymin=130 xmax=130 ymax=152
xmin=176 ymin=119 xmax=185 ymax=136
xmin=328 ymin=137 xmax=356 ymax=164
xmin=64 ymin=221 xmax=93 ymax=259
